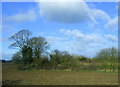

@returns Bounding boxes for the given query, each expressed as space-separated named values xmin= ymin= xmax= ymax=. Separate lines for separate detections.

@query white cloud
xmin=3 ymin=10 xmax=37 ymax=23
xmin=106 ymin=34 xmax=117 ymax=42
xmin=91 ymin=9 xmax=111 ymax=22
xmin=105 ymin=16 xmax=118 ymax=29
xmin=37 ymin=0 xmax=111 ymax=24
xmin=60 ymin=29 xmax=103 ymax=42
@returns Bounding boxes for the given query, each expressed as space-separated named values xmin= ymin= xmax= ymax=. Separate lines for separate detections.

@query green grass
xmin=2 ymin=63 xmax=118 ymax=85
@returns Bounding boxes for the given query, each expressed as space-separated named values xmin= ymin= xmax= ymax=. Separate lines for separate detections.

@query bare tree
xmin=9 ymin=30 xmax=32 ymax=65
xmin=9 ymin=30 xmax=32 ymax=49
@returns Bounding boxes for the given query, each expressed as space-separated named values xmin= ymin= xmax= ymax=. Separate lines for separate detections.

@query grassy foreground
xmin=2 ymin=64 xmax=118 ymax=85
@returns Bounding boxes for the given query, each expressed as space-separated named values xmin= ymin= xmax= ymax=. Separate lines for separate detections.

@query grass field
xmin=2 ymin=63 xmax=118 ymax=85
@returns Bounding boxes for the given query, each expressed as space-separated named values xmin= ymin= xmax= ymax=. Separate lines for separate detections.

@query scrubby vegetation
xmin=9 ymin=30 xmax=118 ymax=72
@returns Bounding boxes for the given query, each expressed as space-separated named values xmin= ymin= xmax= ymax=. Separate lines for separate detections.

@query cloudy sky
xmin=1 ymin=1 xmax=118 ymax=60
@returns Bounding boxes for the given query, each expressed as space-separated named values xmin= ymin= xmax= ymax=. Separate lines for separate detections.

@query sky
xmin=1 ymin=0 xmax=118 ymax=60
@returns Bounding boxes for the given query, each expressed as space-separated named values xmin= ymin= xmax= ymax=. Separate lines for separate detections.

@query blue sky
xmin=1 ymin=1 xmax=118 ymax=60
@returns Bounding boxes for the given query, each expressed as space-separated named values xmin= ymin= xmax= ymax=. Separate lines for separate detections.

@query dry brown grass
xmin=2 ymin=64 xmax=118 ymax=85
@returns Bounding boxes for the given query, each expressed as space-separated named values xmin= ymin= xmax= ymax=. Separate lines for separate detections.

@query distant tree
xmin=110 ymin=47 xmax=118 ymax=61
xmin=95 ymin=47 xmax=118 ymax=62
xmin=95 ymin=47 xmax=118 ymax=71
xmin=12 ymin=51 xmax=22 ymax=63
xmin=29 ymin=37 xmax=49 ymax=59
xmin=2 ymin=60 xmax=6 ymax=63
xmin=9 ymin=30 xmax=32 ymax=65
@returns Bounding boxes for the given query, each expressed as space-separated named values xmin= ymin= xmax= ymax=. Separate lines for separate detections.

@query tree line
xmin=9 ymin=30 xmax=118 ymax=72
